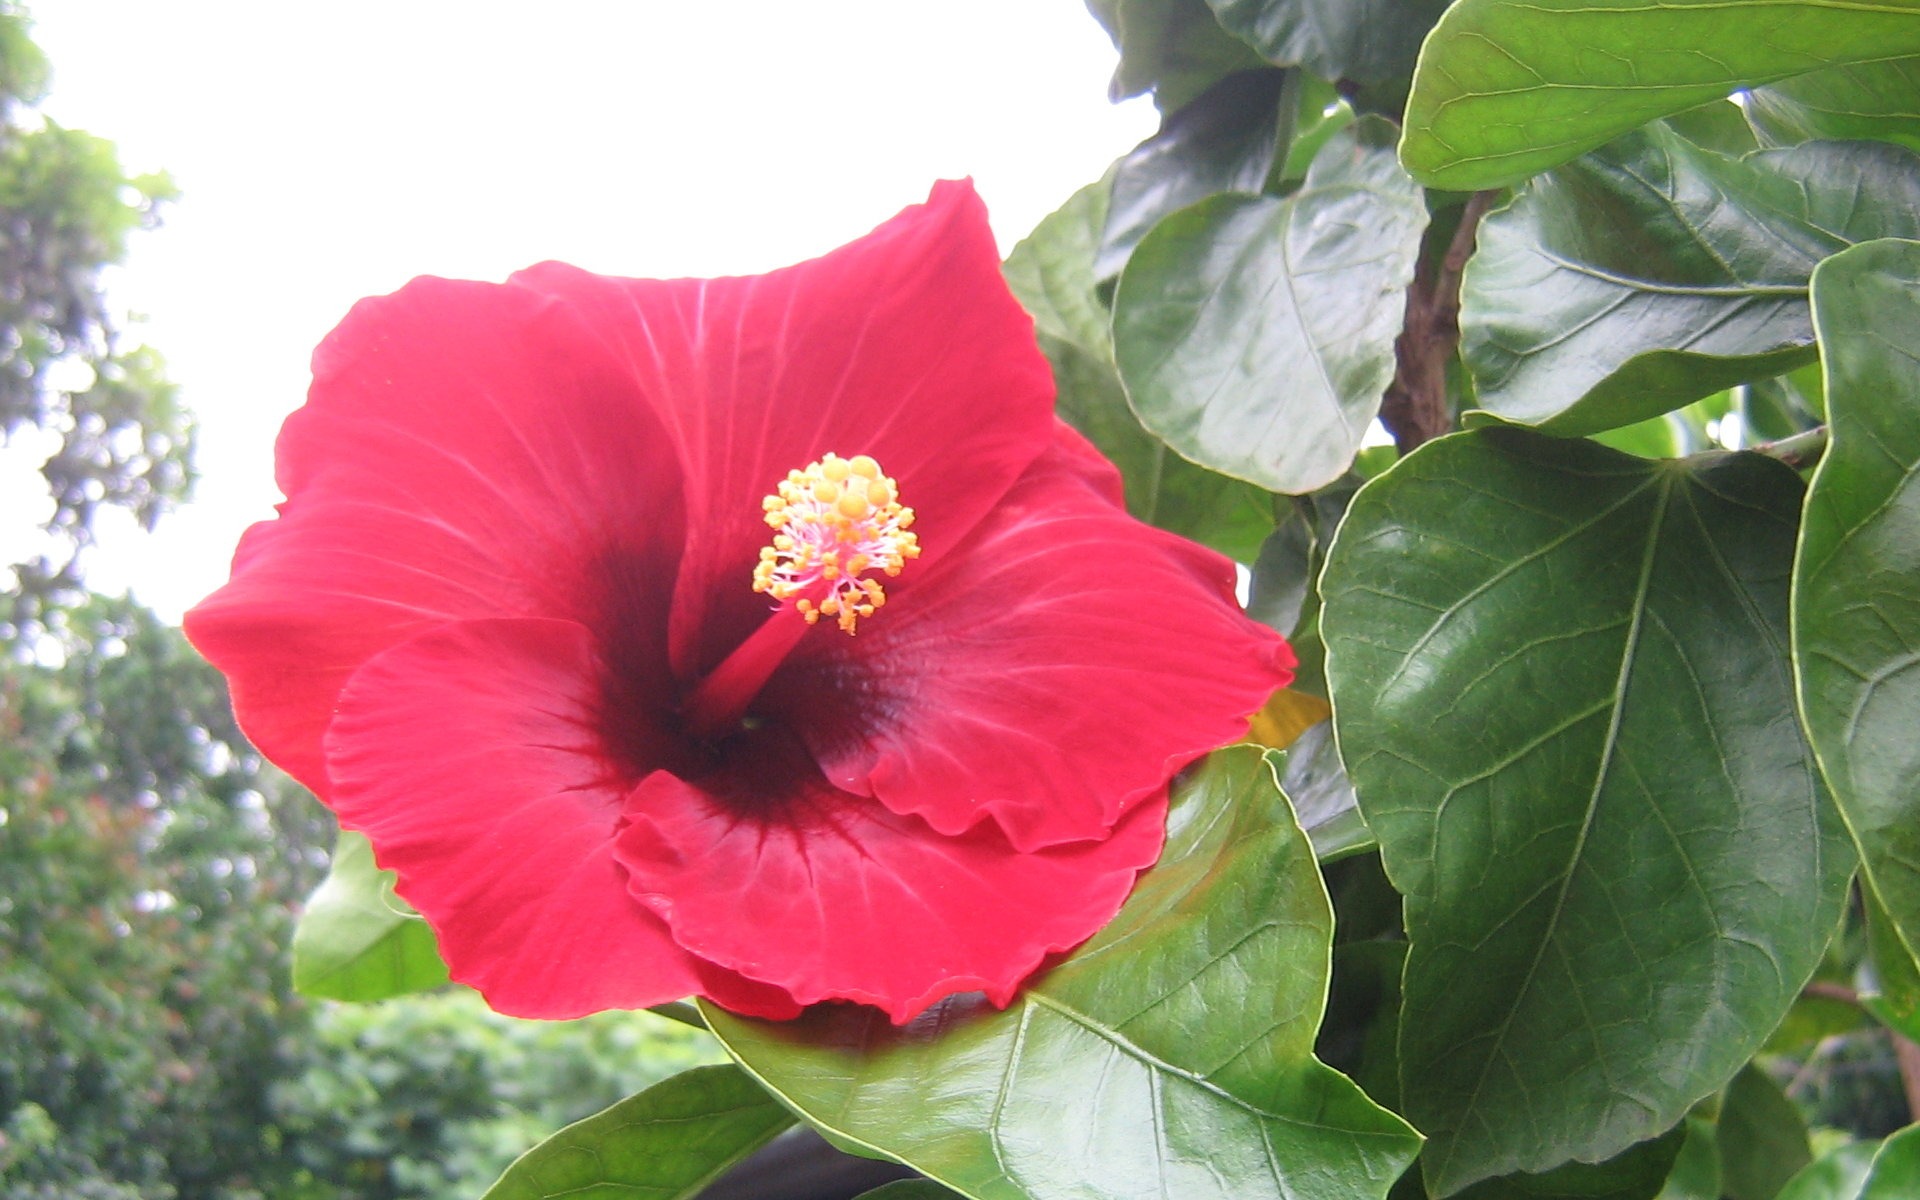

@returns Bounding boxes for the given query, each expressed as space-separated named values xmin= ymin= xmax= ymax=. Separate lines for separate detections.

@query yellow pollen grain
xmin=752 ymin=451 xmax=919 ymax=634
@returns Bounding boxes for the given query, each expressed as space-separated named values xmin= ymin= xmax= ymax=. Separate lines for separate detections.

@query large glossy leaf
xmin=1749 ymin=59 xmax=1920 ymax=154
xmin=1086 ymin=0 xmax=1267 ymax=112
xmin=291 ymin=829 xmax=449 ymax=1001
xmin=1399 ymin=0 xmax=1920 ymax=190
xmin=1461 ymin=127 xmax=1920 ymax=434
xmin=1003 ymin=177 xmax=1273 ymax=561
xmin=1204 ymin=0 xmax=1447 ymax=84
xmin=1096 ymin=68 xmax=1289 ymax=282
xmin=1113 ymin=118 xmax=1426 ymax=494
xmin=1321 ymin=429 xmax=1853 ymax=1195
xmin=479 ymin=1064 xmax=793 ymax=1200
xmin=1797 ymin=238 xmax=1920 ymax=996
xmin=703 ymin=746 xmax=1422 ymax=1200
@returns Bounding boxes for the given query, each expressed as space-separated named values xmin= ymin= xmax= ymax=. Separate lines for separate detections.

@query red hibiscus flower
xmin=186 ymin=181 xmax=1294 ymax=1023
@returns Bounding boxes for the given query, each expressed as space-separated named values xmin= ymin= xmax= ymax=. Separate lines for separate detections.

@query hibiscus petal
xmin=324 ymin=617 xmax=795 ymax=1020
xmin=769 ymin=426 xmax=1297 ymax=853
xmin=614 ymin=738 xmax=1167 ymax=1023
xmin=186 ymin=278 xmax=687 ymax=792
xmin=509 ymin=180 xmax=1057 ymax=681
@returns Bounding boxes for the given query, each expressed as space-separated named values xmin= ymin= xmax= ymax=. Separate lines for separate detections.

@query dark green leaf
xmin=1719 ymin=1066 xmax=1813 ymax=1200
xmin=1399 ymin=0 xmax=1920 ymax=190
xmin=1087 ymin=0 xmax=1268 ymax=111
xmin=1204 ymin=0 xmax=1448 ymax=84
xmin=1749 ymin=58 xmax=1920 ymax=155
xmin=1798 ymin=238 xmax=1920 ymax=1002
xmin=1282 ymin=721 xmax=1372 ymax=860
xmin=1097 ymin=68 xmax=1290 ymax=282
xmin=291 ymin=830 xmax=450 ymax=1002
xmin=1776 ymin=1140 xmax=1880 ymax=1200
xmin=704 ymin=746 xmax=1422 ymax=1200
xmin=478 ymin=1063 xmax=793 ymax=1200
xmin=1114 ymin=117 xmax=1426 ymax=493
xmin=1003 ymin=176 xmax=1273 ymax=561
xmin=1461 ymin=127 xmax=1920 ymax=434
xmin=1452 ymin=1130 xmax=1686 ymax=1200
xmin=1321 ymin=429 xmax=1853 ymax=1194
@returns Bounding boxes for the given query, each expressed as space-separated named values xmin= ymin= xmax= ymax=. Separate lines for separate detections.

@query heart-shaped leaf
xmin=1718 ymin=1065 xmax=1813 ymax=1200
xmin=291 ymin=829 xmax=449 ymax=1002
xmin=702 ymin=746 xmax=1422 ymax=1200
xmin=1005 ymin=176 xmax=1274 ymax=561
xmin=1798 ymin=237 xmax=1920 ymax=996
xmin=479 ymin=1063 xmax=793 ymax=1200
xmin=1322 ymin=429 xmax=1853 ymax=1194
xmin=1449 ymin=1130 xmax=1685 ymax=1200
xmin=1113 ymin=117 xmax=1426 ymax=493
xmin=1461 ymin=127 xmax=1920 ymax=434
xmin=1399 ymin=0 xmax=1920 ymax=189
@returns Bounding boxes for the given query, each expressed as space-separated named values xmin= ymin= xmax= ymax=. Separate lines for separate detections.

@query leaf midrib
xmin=1427 ymin=468 xmax=1678 ymax=1188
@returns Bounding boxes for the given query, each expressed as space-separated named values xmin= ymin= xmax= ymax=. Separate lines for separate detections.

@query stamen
xmin=752 ymin=452 xmax=919 ymax=634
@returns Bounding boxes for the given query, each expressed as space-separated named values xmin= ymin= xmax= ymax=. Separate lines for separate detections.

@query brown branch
xmin=1752 ymin=425 xmax=1829 ymax=471
xmin=1379 ymin=189 xmax=1499 ymax=455
xmin=1899 ymin=1033 xmax=1920 ymax=1125
xmin=1802 ymin=979 xmax=1861 ymax=1006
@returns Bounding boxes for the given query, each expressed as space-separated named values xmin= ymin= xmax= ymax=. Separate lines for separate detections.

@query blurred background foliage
xmin=0 ymin=4 xmax=720 ymax=1197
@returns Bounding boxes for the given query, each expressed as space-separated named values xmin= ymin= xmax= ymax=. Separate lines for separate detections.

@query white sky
xmin=5 ymin=2 xmax=1155 ymax=622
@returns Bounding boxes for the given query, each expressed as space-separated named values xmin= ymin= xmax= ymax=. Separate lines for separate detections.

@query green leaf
xmin=1798 ymin=238 xmax=1920 ymax=1002
xmin=1657 ymin=1118 xmax=1723 ymax=1200
xmin=1097 ymin=68 xmax=1290 ymax=282
xmin=1204 ymin=0 xmax=1448 ymax=84
xmin=1861 ymin=886 xmax=1920 ymax=1041
xmin=1749 ymin=59 xmax=1920 ymax=155
xmin=1003 ymin=176 xmax=1273 ymax=561
xmin=1776 ymin=1140 xmax=1880 ymax=1200
xmin=703 ymin=746 xmax=1422 ymax=1200
xmin=1321 ymin=429 xmax=1854 ymax=1194
xmin=1461 ymin=126 xmax=1920 ymax=435
xmin=1087 ymin=0 xmax=1268 ymax=111
xmin=1113 ymin=117 xmax=1427 ymax=493
xmin=291 ymin=829 xmax=450 ymax=1002
xmin=478 ymin=1063 xmax=793 ymax=1200
xmin=1281 ymin=721 xmax=1373 ymax=860
xmin=1452 ymin=1131 xmax=1687 ymax=1200
xmin=1719 ymin=1065 xmax=1813 ymax=1200
xmin=1858 ymin=1125 xmax=1920 ymax=1199
xmin=1399 ymin=0 xmax=1920 ymax=190
xmin=854 ymin=1185 xmax=967 ymax=1200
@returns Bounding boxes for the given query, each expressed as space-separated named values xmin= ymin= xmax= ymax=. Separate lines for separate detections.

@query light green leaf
xmin=1113 ymin=117 xmax=1427 ymax=493
xmin=1003 ymin=176 xmax=1274 ymax=561
xmin=1798 ymin=238 xmax=1920 ymax=1006
xmin=1461 ymin=126 xmax=1920 ymax=435
xmin=1399 ymin=0 xmax=1920 ymax=190
xmin=854 ymin=1185 xmax=967 ymax=1200
xmin=1776 ymin=1140 xmax=1880 ymax=1200
xmin=703 ymin=746 xmax=1422 ymax=1200
xmin=1749 ymin=58 xmax=1920 ymax=155
xmin=1322 ymin=429 xmax=1853 ymax=1194
xmin=1857 ymin=1125 xmax=1920 ymax=1199
xmin=1656 ymin=1118 xmax=1723 ymax=1200
xmin=1719 ymin=1065 xmax=1813 ymax=1200
xmin=478 ymin=1063 xmax=793 ymax=1200
xmin=1203 ymin=0 xmax=1448 ymax=85
xmin=291 ymin=829 xmax=449 ymax=1002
